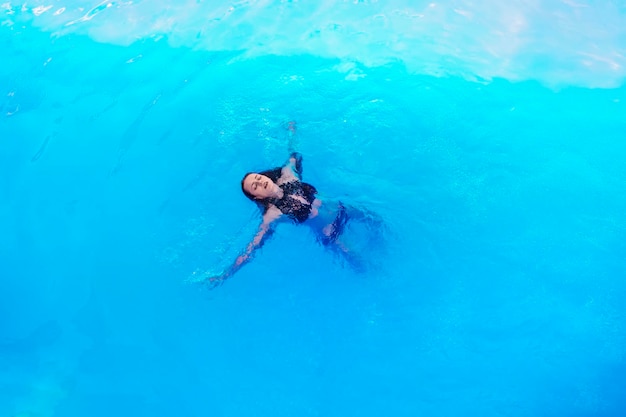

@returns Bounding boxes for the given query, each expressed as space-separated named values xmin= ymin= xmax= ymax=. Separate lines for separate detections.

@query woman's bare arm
xmin=208 ymin=207 xmax=282 ymax=287
xmin=279 ymin=152 xmax=303 ymax=183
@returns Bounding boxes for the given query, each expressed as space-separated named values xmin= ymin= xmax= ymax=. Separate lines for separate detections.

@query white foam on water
xmin=4 ymin=1 xmax=626 ymax=86
xmin=6 ymin=0 xmax=626 ymax=88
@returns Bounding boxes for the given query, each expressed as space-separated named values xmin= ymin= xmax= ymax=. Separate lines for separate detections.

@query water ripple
xmin=64 ymin=0 xmax=115 ymax=27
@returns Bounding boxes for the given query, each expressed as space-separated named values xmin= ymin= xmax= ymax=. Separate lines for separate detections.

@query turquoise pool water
xmin=2 ymin=2 xmax=626 ymax=416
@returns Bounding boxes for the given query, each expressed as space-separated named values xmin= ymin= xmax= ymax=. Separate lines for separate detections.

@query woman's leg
xmin=309 ymin=202 xmax=366 ymax=272
xmin=319 ymin=202 xmax=349 ymax=245
xmin=311 ymin=200 xmax=382 ymax=245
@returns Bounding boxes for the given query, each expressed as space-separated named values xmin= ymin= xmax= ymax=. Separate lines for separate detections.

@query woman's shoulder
xmin=263 ymin=205 xmax=283 ymax=223
xmin=277 ymin=168 xmax=299 ymax=185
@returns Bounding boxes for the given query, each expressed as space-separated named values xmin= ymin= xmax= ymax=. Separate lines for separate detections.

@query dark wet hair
xmin=241 ymin=172 xmax=256 ymax=201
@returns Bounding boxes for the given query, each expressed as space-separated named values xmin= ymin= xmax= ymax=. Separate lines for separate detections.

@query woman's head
xmin=241 ymin=173 xmax=280 ymax=201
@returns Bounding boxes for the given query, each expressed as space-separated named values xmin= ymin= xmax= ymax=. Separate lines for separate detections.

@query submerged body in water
xmin=205 ymin=123 xmax=382 ymax=287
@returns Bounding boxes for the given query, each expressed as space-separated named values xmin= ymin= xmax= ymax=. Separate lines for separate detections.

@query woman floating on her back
xmin=206 ymin=122 xmax=381 ymax=287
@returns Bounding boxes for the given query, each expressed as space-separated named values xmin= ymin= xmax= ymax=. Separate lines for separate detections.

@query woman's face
xmin=243 ymin=173 xmax=279 ymax=199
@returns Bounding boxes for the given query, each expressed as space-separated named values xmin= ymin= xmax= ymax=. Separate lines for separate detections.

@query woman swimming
xmin=206 ymin=124 xmax=375 ymax=287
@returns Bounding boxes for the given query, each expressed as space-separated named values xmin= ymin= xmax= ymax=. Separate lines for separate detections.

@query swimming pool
xmin=2 ymin=2 xmax=626 ymax=416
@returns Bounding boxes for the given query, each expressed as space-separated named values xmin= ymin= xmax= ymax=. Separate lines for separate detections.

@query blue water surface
xmin=2 ymin=2 xmax=626 ymax=417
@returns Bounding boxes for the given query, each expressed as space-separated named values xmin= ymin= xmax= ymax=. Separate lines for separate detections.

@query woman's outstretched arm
xmin=280 ymin=151 xmax=303 ymax=181
xmin=287 ymin=120 xmax=297 ymax=153
xmin=208 ymin=208 xmax=281 ymax=287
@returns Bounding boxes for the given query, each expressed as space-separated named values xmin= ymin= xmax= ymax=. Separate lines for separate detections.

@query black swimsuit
xmin=259 ymin=153 xmax=347 ymax=242
xmin=272 ymin=181 xmax=317 ymax=223
xmin=259 ymin=153 xmax=318 ymax=223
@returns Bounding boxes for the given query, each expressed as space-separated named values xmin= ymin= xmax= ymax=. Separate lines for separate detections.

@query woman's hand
xmin=187 ymin=269 xmax=228 ymax=289
xmin=206 ymin=272 xmax=229 ymax=289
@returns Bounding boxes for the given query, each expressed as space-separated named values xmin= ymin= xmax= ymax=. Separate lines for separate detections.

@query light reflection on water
xmin=3 ymin=0 xmax=626 ymax=88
